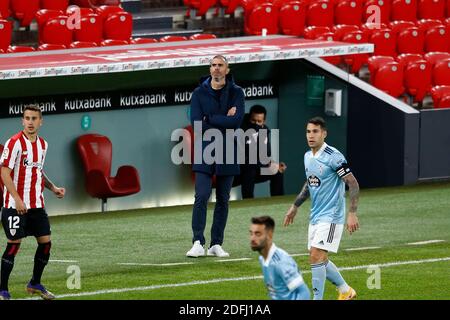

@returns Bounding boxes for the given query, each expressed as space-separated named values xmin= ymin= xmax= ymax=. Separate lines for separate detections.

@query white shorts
xmin=308 ymin=223 xmax=344 ymax=253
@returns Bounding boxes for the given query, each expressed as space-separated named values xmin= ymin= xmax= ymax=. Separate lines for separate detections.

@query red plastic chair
xmin=103 ymin=12 xmax=132 ymax=41
xmin=396 ymin=53 xmax=424 ymax=69
xmin=416 ymin=18 xmax=445 ymax=33
xmin=341 ymin=30 xmax=369 ymax=74
xmin=370 ymin=28 xmax=397 ymax=56
xmin=360 ymin=22 xmax=388 ymax=38
xmin=36 ymin=9 xmax=64 ymax=44
xmin=0 ymin=0 xmax=10 ymax=18
xmin=41 ymin=16 xmax=73 ymax=47
xmin=424 ymin=26 xmax=450 ymax=53
xmin=424 ymin=51 xmax=450 ymax=67
xmin=430 ymin=85 xmax=450 ymax=108
xmin=372 ymin=61 xmax=405 ymax=97
xmin=100 ymin=39 xmax=128 ymax=46
xmin=391 ymin=0 xmax=417 ymax=22
xmin=316 ymin=32 xmax=342 ymax=65
xmin=279 ymin=1 xmax=306 ymax=36
xmin=397 ymin=27 xmax=425 ymax=54
xmin=404 ymin=60 xmax=432 ymax=102
xmin=388 ymin=20 xmax=416 ymax=35
xmin=71 ymin=0 xmax=100 ymax=8
xmin=159 ymin=35 xmax=188 ymax=42
xmin=306 ymin=0 xmax=334 ymax=27
xmin=303 ymin=26 xmax=331 ymax=39
xmin=74 ymin=13 xmax=103 ymax=44
xmin=7 ymin=45 xmax=35 ymax=53
xmin=37 ymin=43 xmax=67 ymax=50
xmin=41 ymin=0 xmax=69 ymax=10
xmin=332 ymin=24 xmax=360 ymax=40
xmin=418 ymin=0 xmax=445 ymax=20
xmin=129 ymin=37 xmax=158 ymax=44
xmin=77 ymin=134 xmax=141 ymax=212
xmin=363 ymin=0 xmax=392 ymax=24
xmin=66 ymin=6 xmax=95 ymax=17
xmin=246 ymin=3 xmax=279 ymax=35
xmin=95 ymin=5 xmax=124 ymax=22
xmin=334 ymin=0 xmax=363 ymax=25
xmin=0 ymin=19 xmax=12 ymax=51
xmin=69 ymin=41 xmax=98 ymax=48
xmin=185 ymin=0 xmax=217 ymax=17
xmin=432 ymin=58 xmax=450 ymax=85
xmin=367 ymin=55 xmax=395 ymax=80
xmin=189 ymin=33 xmax=217 ymax=40
xmin=11 ymin=0 xmax=40 ymax=27
xmin=220 ymin=0 xmax=241 ymax=15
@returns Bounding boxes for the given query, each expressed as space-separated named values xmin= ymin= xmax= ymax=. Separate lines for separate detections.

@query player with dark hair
xmin=0 ymin=105 xmax=65 ymax=300
xmin=250 ymin=215 xmax=310 ymax=300
xmin=284 ymin=116 xmax=360 ymax=300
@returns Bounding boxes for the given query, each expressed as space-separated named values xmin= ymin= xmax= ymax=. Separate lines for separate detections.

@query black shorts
xmin=1 ymin=208 xmax=51 ymax=240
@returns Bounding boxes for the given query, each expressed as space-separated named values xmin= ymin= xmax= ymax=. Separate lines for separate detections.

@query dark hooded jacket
xmin=190 ymin=74 xmax=245 ymax=176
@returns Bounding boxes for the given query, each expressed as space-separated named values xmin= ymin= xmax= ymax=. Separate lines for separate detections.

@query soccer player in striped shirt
xmin=250 ymin=216 xmax=310 ymax=300
xmin=0 ymin=105 xmax=65 ymax=300
xmin=283 ymin=117 xmax=360 ymax=300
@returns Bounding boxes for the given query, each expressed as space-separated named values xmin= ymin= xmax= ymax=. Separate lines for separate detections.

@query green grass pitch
xmin=2 ymin=181 xmax=449 ymax=300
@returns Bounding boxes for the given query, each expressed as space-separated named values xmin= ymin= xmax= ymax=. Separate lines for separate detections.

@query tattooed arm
xmin=342 ymin=173 xmax=360 ymax=234
xmin=283 ymin=181 xmax=309 ymax=227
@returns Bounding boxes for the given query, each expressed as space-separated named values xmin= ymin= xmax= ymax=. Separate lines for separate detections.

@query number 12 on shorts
xmin=8 ymin=216 xmax=20 ymax=229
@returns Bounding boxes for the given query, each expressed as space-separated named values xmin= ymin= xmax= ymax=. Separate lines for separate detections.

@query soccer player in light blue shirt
xmin=250 ymin=216 xmax=310 ymax=300
xmin=284 ymin=117 xmax=360 ymax=300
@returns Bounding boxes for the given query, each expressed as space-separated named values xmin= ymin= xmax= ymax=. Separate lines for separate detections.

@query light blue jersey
xmin=304 ymin=142 xmax=352 ymax=225
xmin=259 ymin=244 xmax=310 ymax=300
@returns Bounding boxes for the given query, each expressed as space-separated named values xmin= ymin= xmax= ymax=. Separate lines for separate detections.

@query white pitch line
xmin=118 ymin=262 xmax=194 ymax=267
xmin=49 ymin=259 xmax=78 ymax=263
xmin=215 ymin=258 xmax=252 ymax=262
xmin=290 ymin=253 xmax=309 ymax=257
xmin=407 ymin=240 xmax=445 ymax=246
xmin=345 ymin=246 xmax=382 ymax=251
xmin=27 ymin=256 xmax=450 ymax=299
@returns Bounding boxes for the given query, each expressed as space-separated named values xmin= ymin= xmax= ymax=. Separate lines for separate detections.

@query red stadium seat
xmin=307 ymin=0 xmax=334 ymax=27
xmin=0 ymin=0 xmax=10 ymax=18
xmin=404 ymin=59 xmax=432 ymax=102
xmin=372 ymin=61 xmax=405 ymax=97
xmin=0 ymin=143 xmax=3 ymax=205
xmin=416 ymin=19 xmax=444 ymax=33
xmin=332 ymin=24 xmax=360 ymax=40
xmin=103 ymin=12 xmax=132 ymax=41
xmin=430 ymin=85 xmax=450 ymax=108
xmin=0 ymin=19 xmax=12 ymax=51
xmin=397 ymin=27 xmax=425 ymax=54
xmin=74 ymin=13 xmax=103 ymax=44
xmin=303 ymin=26 xmax=331 ymax=39
xmin=367 ymin=55 xmax=395 ymax=80
xmin=424 ymin=26 xmax=450 ymax=52
xmin=69 ymin=41 xmax=98 ymax=48
xmin=432 ymin=58 xmax=450 ymax=85
xmin=363 ymin=0 xmax=392 ymax=25
xmin=95 ymin=5 xmax=124 ymax=22
xmin=7 ymin=45 xmax=35 ymax=53
xmin=360 ymin=22 xmax=388 ymax=38
xmin=189 ymin=33 xmax=217 ymax=40
xmin=341 ymin=30 xmax=369 ymax=73
xmin=417 ymin=0 xmax=445 ymax=20
xmin=424 ymin=51 xmax=450 ymax=67
xmin=245 ymin=3 xmax=279 ymax=35
xmin=77 ymin=134 xmax=141 ymax=212
xmin=100 ymin=39 xmax=128 ymax=46
xmin=41 ymin=16 xmax=73 ymax=47
xmin=37 ymin=43 xmax=67 ymax=50
xmin=388 ymin=20 xmax=416 ymax=35
xmin=279 ymin=1 xmax=306 ymax=36
xmin=41 ymin=0 xmax=69 ymax=10
xmin=36 ymin=9 xmax=64 ymax=44
xmin=391 ymin=0 xmax=418 ymax=22
xmin=129 ymin=37 xmax=158 ymax=44
xmin=334 ymin=0 xmax=363 ymax=25
xmin=370 ymin=28 xmax=397 ymax=56
xmin=10 ymin=0 xmax=40 ymax=27
xmin=396 ymin=53 xmax=424 ymax=69
xmin=71 ymin=0 xmax=100 ymax=8
xmin=184 ymin=0 xmax=217 ymax=17
xmin=159 ymin=35 xmax=188 ymax=42
xmin=316 ymin=32 xmax=342 ymax=65
xmin=219 ymin=0 xmax=241 ymax=15
xmin=66 ymin=6 xmax=95 ymax=17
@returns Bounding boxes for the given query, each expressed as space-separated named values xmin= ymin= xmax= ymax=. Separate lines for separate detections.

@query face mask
xmin=249 ymin=123 xmax=263 ymax=131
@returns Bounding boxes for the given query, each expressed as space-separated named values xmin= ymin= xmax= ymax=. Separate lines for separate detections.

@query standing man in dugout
xmin=0 ymin=105 xmax=66 ymax=300
xmin=186 ymin=55 xmax=245 ymax=258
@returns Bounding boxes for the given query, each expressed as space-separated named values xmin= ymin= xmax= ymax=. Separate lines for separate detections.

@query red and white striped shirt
xmin=0 ymin=131 xmax=48 ymax=209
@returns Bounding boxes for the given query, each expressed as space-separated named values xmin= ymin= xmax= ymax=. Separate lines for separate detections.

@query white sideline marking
xmin=49 ymin=259 xmax=78 ymax=263
xmin=407 ymin=240 xmax=445 ymax=246
xmin=28 ymin=256 xmax=449 ymax=299
xmin=290 ymin=253 xmax=309 ymax=257
xmin=118 ymin=262 xmax=194 ymax=267
xmin=215 ymin=258 xmax=251 ymax=262
xmin=345 ymin=247 xmax=382 ymax=251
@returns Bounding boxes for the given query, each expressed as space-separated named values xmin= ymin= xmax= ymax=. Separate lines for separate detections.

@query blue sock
xmin=326 ymin=260 xmax=350 ymax=293
xmin=311 ymin=261 xmax=327 ymax=300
